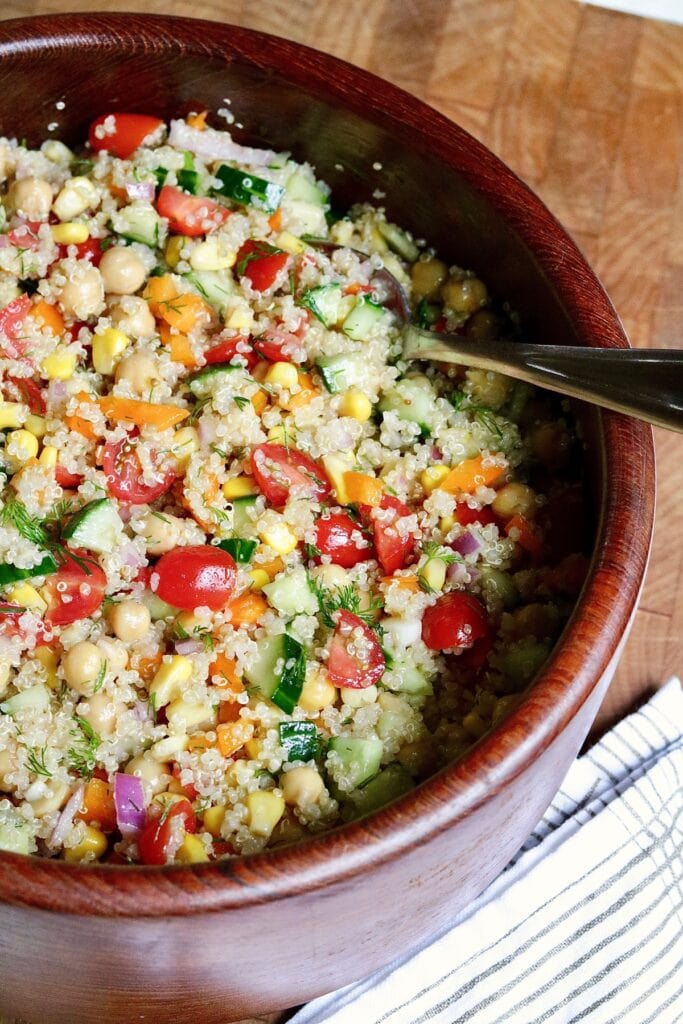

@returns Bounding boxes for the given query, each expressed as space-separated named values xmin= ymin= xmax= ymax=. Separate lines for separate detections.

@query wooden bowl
xmin=0 ymin=14 xmax=654 ymax=1024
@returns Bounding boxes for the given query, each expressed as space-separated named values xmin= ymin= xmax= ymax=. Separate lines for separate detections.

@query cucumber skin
xmin=278 ymin=721 xmax=320 ymax=762
xmin=327 ymin=736 xmax=383 ymax=789
xmin=244 ymin=634 xmax=305 ymax=714
xmin=0 ymin=551 xmax=57 ymax=587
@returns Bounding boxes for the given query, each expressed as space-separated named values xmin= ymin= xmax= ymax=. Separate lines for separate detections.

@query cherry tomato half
xmin=0 ymin=605 xmax=51 ymax=646
xmin=8 ymin=221 xmax=43 ymax=250
xmin=454 ymin=501 xmax=497 ymax=528
xmin=421 ymin=592 xmax=489 ymax=652
xmin=43 ymin=549 xmax=107 ymax=628
xmin=0 ymin=294 xmax=32 ymax=357
xmin=54 ymin=464 xmax=84 ymax=489
xmin=359 ymin=495 xmax=415 ymax=575
xmin=152 ymin=545 xmax=237 ymax=612
xmin=7 ymin=376 xmax=46 ymax=416
xmin=204 ymin=335 xmax=258 ymax=370
xmin=327 ymin=609 xmax=385 ymax=689
xmin=236 ymin=240 xmax=290 ymax=292
xmin=314 ymin=513 xmax=373 ymax=568
xmin=250 ymin=443 xmax=331 ymax=508
xmin=103 ymin=437 xmax=176 ymax=505
xmin=252 ymin=327 xmax=304 ymax=364
xmin=156 ymin=185 xmax=231 ymax=237
xmin=88 ymin=113 xmax=164 ymax=159
xmin=57 ymin=236 xmax=105 ymax=267
xmin=138 ymin=798 xmax=197 ymax=866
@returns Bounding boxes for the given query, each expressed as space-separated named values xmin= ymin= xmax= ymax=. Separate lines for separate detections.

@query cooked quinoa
xmin=0 ymin=112 xmax=588 ymax=864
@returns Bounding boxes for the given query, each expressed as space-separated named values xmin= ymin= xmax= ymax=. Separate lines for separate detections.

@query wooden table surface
xmin=2 ymin=1 xmax=681 ymax=1021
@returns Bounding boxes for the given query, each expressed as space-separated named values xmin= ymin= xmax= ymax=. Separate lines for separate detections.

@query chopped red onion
xmin=175 ymin=639 xmax=203 ymax=655
xmin=120 ymin=540 xmax=144 ymax=567
xmin=0 ymin=234 xmax=10 ymax=248
xmin=125 ymin=179 xmax=156 ymax=202
xmin=451 ymin=531 xmax=482 ymax=557
xmin=168 ymin=120 xmax=277 ymax=167
xmin=49 ymin=782 xmax=85 ymax=848
xmin=446 ymin=560 xmax=468 ymax=586
xmin=431 ymin=446 xmax=443 ymax=462
xmin=132 ymin=700 xmax=151 ymax=722
xmin=47 ymin=379 xmax=68 ymax=404
xmin=114 ymin=773 xmax=147 ymax=836
xmin=198 ymin=416 xmax=218 ymax=445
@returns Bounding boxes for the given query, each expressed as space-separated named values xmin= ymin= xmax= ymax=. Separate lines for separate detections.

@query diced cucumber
xmin=213 ymin=164 xmax=284 ymax=214
xmin=378 ymin=378 xmax=437 ymax=435
xmin=152 ymin=166 xmax=169 ymax=188
xmin=478 ymin=567 xmax=519 ymax=612
xmin=285 ymin=170 xmax=327 ymax=206
xmin=298 ymin=284 xmax=343 ymax=328
xmin=244 ymin=633 xmax=306 ymax=714
xmin=342 ymin=295 xmax=387 ymax=341
xmin=184 ymin=269 xmax=233 ymax=311
xmin=0 ymin=805 xmax=33 ymax=855
xmin=217 ymin=538 xmax=257 ymax=564
xmin=140 ymin=590 xmax=178 ymax=621
xmin=327 ymin=736 xmax=383 ymax=790
xmin=187 ymin=362 xmax=244 ymax=399
xmin=177 ymin=168 xmax=202 ymax=195
xmin=0 ymin=682 xmax=50 ymax=716
xmin=315 ymin=352 xmax=366 ymax=394
xmin=263 ymin=566 xmax=319 ymax=618
xmin=110 ymin=203 xmax=163 ymax=247
xmin=230 ymin=495 xmax=259 ymax=532
xmin=495 ymin=637 xmax=552 ymax=687
xmin=278 ymin=721 xmax=320 ymax=762
xmin=344 ymin=763 xmax=414 ymax=819
xmin=62 ymin=498 xmax=123 ymax=555
xmin=382 ymin=662 xmax=433 ymax=696
xmin=0 ymin=551 xmax=58 ymax=587
xmin=377 ymin=221 xmax=419 ymax=262
xmin=377 ymin=696 xmax=415 ymax=744
xmin=287 ymin=200 xmax=328 ymax=237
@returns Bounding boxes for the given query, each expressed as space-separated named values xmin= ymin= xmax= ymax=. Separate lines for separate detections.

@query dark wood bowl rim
xmin=0 ymin=13 xmax=655 ymax=917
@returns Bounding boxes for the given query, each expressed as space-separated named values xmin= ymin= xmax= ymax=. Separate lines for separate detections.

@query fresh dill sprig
xmin=92 ymin=660 xmax=108 ymax=694
xmin=233 ymin=395 xmax=250 ymax=411
xmin=309 ymin=577 xmax=384 ymax=632
xmin=0 ymin=496 xmax=49 ymax=546
xmin=25 ymin=746 xmax=52 ymax=779
xmin=418 ymin=541 xmax=462 ymax=594
xmin=67 ymin=715 xmax=101 ymax=778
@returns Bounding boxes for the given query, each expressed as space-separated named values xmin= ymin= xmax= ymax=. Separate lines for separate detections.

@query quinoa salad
xmin=0 ymin=111 xmax=588 ymax=864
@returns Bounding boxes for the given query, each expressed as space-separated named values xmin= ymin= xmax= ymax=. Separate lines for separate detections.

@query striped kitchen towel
xmin=291 ymin=678 xmax=683 ymax=1024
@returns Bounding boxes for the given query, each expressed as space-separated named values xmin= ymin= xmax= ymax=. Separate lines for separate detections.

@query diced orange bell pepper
xmin=187 ymin=732 xmax=213 ymax=753
xmin=218 ymin=701 xmax=242 ymax=724
xmin=216 ymin=720 xmax=255 ymax=758
xmin=99 ymin=396 xmax=189 ymax=430
xmin=251 ymin=389 xmax=268 ymax=415
xmin=65 ymin=391 xmax=98 ymax=440
xmin=254 ymin=555 xmax=284 ymax=579
xmin=439 ymin=455 xmax=506 ymax=494
xmin=30 ymin=300 xmax=65 ymax=336
xmin=186 ymin=110 xmax=208 ymax=130
xmin=505 ymin=514 xmax=544 ymax=559
xmin=268 ymin=208 xmax=283 ymax=232
xmin=343 ymin=471 xmax=384 ymax=507
xmin=142 ymin=275 xmax=179 ymax=316
xmin=285 ymin=371 xmax=319 ymax=410
xmin=134 ymin=652 xmax=163 ymax=682
xmin=75 ymin=777 xmax=117 ymax=832
xmin=381 ymin=574 xmax=420 ymax=592
xmin=227 ymin=591 xmax=268 ymax=627
xmin=156 ymin=292 xmax=213 ymax=334
xmin=210 ymin=652 xmax=244 ymax=692
xmin=159 ymin=321 xmax=197 ymax=367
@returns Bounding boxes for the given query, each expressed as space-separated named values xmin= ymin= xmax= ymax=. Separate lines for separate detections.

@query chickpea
xmin=341 ymin=685 xmax=378 ymax=708
xmin=10 ymin=177 xmax=53 ymax=219
xmin=466 ymin=309 xmax=500 ymax=341
xmin=61 ymin=641 xmax=106 ymax=696
xmin=281 ymin=767 xmax=324 ymax=808
xmin=97 ymin=635 xmax=128 ymax=673
xmin=99 ymin=246 xmax=147 ymax=295
xmin=27 ymin=779 xmax=70 ymax=816
xmin=492 ymin=482 xmax=537 ymax=520
xmin=57 ymin=263 xmax=104 ymax=320
xmin=528 ymin=420 xmax=571 ymax=471
xmin=125 ymin=753 xmax=170 ymax=796
xmin=109 ymin=296 xmax=156 ymax=339
xmin=309 ymin=563 xmax=350 ymax=591
xmin=298 ymin=668 xmax=337 ymax=712
xmin=78 ymin=692 xmax=118 ymax=737
xmin=109 ymin=600 xmax=151 ymax=643
xmin=410 ymin=257 xmax=448 ymax=302
xmin=441 ymin=275 xmax=488 ymax=314
xmin=397 ymin=740 xmax=438 ymax=778
xmin=115 ymin=351 xmax=159 ymax=395
xmin=136 ymin=510 xmax=182 ymax=555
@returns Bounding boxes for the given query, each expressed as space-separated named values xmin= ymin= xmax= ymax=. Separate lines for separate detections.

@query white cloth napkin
xmin=291 ymin=678 xmax=683 ymax=1024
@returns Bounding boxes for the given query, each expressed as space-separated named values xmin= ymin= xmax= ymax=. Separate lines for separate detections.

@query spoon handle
xmin=403 ymin=325 xmax=683 ymax=432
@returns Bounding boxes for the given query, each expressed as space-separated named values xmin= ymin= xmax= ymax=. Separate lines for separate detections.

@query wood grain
xmin=0 ymin=2 xmax=678 ymax=1022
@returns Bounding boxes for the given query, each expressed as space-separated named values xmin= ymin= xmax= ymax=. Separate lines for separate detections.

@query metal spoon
xmin=310 ymin=240 xmax=683 ymax=432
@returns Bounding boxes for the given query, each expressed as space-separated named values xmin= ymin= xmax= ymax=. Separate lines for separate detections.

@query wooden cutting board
xmin=2 ymin=1 xmax=681 ymax=1021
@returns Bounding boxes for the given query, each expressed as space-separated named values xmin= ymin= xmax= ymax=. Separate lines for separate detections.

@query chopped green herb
xmin=92 ymin=660 xmax=108 ymax=694
xmin=25 ymin=746 xmax=51 ymax=779
xmin=67 ymin=716 xmax=101 ymax=778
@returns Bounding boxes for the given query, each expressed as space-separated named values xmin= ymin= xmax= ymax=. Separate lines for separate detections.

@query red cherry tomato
xmin=314 ymin=513 xmax=373 ymax=568
xmin=57 ymin=236 xmax=105 ymax=267
xmin=421 ymin=592 xmax=489 ymax=651
xmin=327 ymin=609 xmax=385 ymax=689
xmin=204 ymin=335 xmax=257 ymax=369
xmin=0 ymin=605 xmax=51 ymax=646
xmin=88 ymin=113 xmax=164 ymax=159
xmin=171 ymin=763 xmax=199 ymax=801
xmin=252 ymin=327 xmax=304 ymax=363
xmin=8 ymin=221 xmax=43 ymax=249
xmin=152 ymin=545 xmax=237 ymax=611
xmin=236 ymin=240 xmax=290 ymax=292
xmin=156 ymin=184 xmax=230 ymax=237
xmin=54 ymin=464 xmax=84 ymax=488
xmin=454 ymin=501 xmax=497 ymax=528
xmin=43 ymin=549 xmax=107 ymax=628
xmin=250 ymin=443 xmax=331 ymax=508
xmin=138 ymin=798 xmax=197 ymax=866
xmin=103 ymin=437 xmax=176 ymax=505
xmin=7 ymin=376 xmax=46 ymax=415
xmin=0 ymin=295 xmax=32 ymax=357
xmin=359 ymin=495 xmax=415 ymax=575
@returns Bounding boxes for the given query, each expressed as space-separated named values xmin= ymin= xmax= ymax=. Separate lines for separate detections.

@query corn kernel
xmin=41 ymin=346 xmax=77 ymax=380
xmin=8 ymin=582 xmax=47 ymax=612
xmin=166 ymin=699 xmax=215 ymax=733
xmin=222 ymin=476 xmax=258 ymax=500
xmin=165 ymin=235 xmax=185 ymax=269
xmin=34 ymin=646 xmax=59 ymax=688
xmin=244 ymin=737 xmax=261 ymax=760
xmin=24 ymin=414 xmax=47 ymax=438
xmin=202 ymin=805 xmax=226 ymax=837
xmin=149 ymin=655 xmax=193 ymax=709
xmin=267 ymin=422 xmax=296 ymax=445
xmin=439 ymin=515 xmax=455 ymax=534
xmin=0 ymin=401 xmax=26 ymax=430
xmin=52 ymin=176 xmax=100 ymax=221
xmin=339 ymin=389 xmax=372 ymax=422
xmin=38 ymin=445 xmax=58 ymax=469
xmin=51 ymin=222 xmax=89 ymax=245
xmin=322 ymin=453 xmax=354 ymax=505
xmin=176 ymin=833 xmax=210 ymax=864
xmin=257 ymin=518 xmax=298 ymax=555
xmin=5 ymin=429 xmax=39 ymax=467
xmin=92 ymin=327 xmax=130 ymax=376
xmin=248 ymin=569 xmax=270 ymax=591
xmin=246 ymin=790 xmax=285 ymax=838
xmin=172 ymin=426 xmax=199 ymax=467
xmin=298 ymin=669 xmax=336 ymax=712
xmin=419 ymin=558 xmax=447 ymax=592
xmin=189 ymin=238 xmax=235 ymax=272
xmin=264 ymin=362 xmax=299 ymax=390
xmin=224 ymin=302 xmax=254 ymax=331
xmin=275 ymin=231 xmax=305 ymax=255
xmin=420 ymin=465 xmax=450 ymax=494
xmin=64 ymin=825 xmax=107 ymax=862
